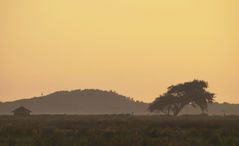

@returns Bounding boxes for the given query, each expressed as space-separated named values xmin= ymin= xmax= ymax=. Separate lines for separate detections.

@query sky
xmin=0 ymin=0 xmax=238 ymax=103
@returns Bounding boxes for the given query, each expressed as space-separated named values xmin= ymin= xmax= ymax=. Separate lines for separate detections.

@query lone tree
xmin=149 ymin=80 xmax=215 ymax=116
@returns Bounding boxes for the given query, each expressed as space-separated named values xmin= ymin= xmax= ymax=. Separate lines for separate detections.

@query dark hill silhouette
xmin=0 ymin=89 xmax=238 ymax=115
xmin=0 ymin=89 xmax=147 ymax=114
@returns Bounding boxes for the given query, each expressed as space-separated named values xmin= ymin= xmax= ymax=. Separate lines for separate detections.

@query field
xmin=0 ymin=115 xmax=239 ymax=146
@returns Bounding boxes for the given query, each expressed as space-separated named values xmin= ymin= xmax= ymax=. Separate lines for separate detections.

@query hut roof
xmin=12 ymin=106 xmax=31 ymax=113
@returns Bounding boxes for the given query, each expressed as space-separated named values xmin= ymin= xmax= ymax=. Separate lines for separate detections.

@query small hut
xmin=12 ymin=106 xmax=31 ymax=116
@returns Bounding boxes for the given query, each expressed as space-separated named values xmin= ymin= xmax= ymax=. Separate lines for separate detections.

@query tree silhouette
xmin=149 ymin=80 xmax=215 ymax=116
xmin=149 ymin=94 xmax=181 ymax=115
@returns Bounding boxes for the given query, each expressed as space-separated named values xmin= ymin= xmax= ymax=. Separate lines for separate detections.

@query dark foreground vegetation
xmin=0 ymin=115 xmax=239 ymax=146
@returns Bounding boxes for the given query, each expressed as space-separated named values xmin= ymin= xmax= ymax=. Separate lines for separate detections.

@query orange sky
xmin=1 ymin=0 xmax=239 ymax=103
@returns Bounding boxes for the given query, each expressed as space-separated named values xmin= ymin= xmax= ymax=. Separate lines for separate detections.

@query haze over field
xmin=1 ymin=0 xmax=239 ymax=103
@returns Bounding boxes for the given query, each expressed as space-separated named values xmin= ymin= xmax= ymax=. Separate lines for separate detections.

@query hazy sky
xmin=1 ymin=0 xmax=238 ymax=103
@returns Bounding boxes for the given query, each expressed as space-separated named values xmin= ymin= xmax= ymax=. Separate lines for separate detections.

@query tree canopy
xmin=149 ymin=80 xmax=215 ymax=116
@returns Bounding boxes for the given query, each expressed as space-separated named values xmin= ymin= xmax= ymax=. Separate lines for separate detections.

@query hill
xmin=0 ymin=89 xmax=147 ymax=114
xmin=0 ymin=89 xmax=238 ymax=115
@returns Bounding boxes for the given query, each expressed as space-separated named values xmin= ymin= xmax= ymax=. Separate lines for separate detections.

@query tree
xmin=149 ymin=80 xmax=215 ymax=116
xmin=149 ymin=94 xmax=179 ymax=115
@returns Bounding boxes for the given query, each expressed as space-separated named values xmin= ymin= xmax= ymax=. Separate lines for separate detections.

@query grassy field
xmin=0 ymin=115 xmax=239 ymax=146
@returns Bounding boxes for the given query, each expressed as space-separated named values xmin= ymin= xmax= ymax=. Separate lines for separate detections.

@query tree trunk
xmin=173 ymin=104 xmax=185 ymax=116
xmin=173 ymin=109 xmax=180 ymax=116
